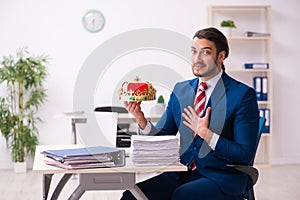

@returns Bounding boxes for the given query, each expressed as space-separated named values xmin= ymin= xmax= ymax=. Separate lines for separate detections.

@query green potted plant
xmin=157 ymin=95 xmax=165 ymax=104
xmin=220 ymin=20 xmax=236 ymax=37
xmin=0 ymin=48 xmax=48 ymax=172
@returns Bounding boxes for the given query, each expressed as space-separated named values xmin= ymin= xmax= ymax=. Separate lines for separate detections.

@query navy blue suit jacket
xmin=148 ymin=71 xmax=259 ymax=196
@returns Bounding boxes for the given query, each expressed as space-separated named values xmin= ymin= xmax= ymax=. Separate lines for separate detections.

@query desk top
xmin=33 ymin=145 xmax=187 ymax=174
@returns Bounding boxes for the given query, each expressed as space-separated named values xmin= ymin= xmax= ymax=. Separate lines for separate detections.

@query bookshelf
xmin=208 ymin=5 xmax=272 ymax=166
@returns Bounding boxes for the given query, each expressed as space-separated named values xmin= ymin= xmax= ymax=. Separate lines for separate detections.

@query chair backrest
xmin=257 ymin=117 xmax=266 ymax=147
xmin=244 ymin=117 xmax=267 ymax=200
xmin=94 ymin=106 xmax=128 ymax=113
xmin=252 ymin=116 xmax=266 ymax=164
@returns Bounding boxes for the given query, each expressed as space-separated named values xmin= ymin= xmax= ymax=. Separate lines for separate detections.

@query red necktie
xmin=194 ymin=82 xmax=208 ymax=116
xmin=189 ymin=82 xmax=208 ymax=171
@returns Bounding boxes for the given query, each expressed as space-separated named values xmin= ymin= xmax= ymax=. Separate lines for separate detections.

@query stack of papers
xmin=131 ymin=135 xmax=180 ymax=166
xmin=41 ymin=146 xmax=125 ymax=169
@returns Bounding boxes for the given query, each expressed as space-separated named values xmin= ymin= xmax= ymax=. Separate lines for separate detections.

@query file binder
xmin=259 ymin=108 xmax=270 ymax=133
xmin=253 ymin=76 xmax=268 ymax=101
xmin=42 ymin=146 xmax=125 ymax=169
xmin=244 ymin=63 xmax=269 ymax=69
xmin=259 ymin=109 xmax=264 ymax=118
xmin=262 ymin=77 xmax=268 ymax=101
xmin=263 ymin=109 xmax=270 ymax=133
xmin=253 ymin=77 xmax=262 ymax=100
xmin=244 ymin=31 xmax=271 ymax=37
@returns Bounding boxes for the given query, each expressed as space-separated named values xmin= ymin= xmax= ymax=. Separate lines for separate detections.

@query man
xmin=121 ymin=27 xmax=259 ymax=200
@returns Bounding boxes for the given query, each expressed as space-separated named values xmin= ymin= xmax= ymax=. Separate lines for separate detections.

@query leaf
xmin=220 ymin=20 xmax=236 ymax=28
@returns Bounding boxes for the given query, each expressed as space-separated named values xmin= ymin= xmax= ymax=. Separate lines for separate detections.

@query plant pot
xmin=220 ymin=27 xmax=233 ymax=37
xmin=14 ymin=162 xmax=27 ymax=173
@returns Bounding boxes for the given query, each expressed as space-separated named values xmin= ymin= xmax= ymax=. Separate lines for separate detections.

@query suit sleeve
xmin=213 ymin=88 xmax=259 ymax=165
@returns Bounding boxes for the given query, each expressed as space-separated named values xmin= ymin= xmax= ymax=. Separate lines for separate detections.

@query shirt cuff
xmin=139 ymin=120 xmax=151 ymax=135
xmin=209 ymin=132 xmax=220 ymax=151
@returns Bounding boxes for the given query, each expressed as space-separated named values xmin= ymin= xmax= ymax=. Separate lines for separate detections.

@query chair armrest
xmin=227 ymin=164 xmax=259 ymax=185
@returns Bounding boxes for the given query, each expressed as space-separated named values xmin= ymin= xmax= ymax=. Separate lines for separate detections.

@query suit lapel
xmin=191 ymin=78 xmax=199 ymax=93
xmin=207 ymin=72 xmax=230 ymax=110
xmin=207 ymin=72 xmax=231 ymax=134
xmin=180 ymin=78 xmax=199 ymax=109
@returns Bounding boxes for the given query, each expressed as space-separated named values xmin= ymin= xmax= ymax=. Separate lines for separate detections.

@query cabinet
xmin=208 ymin=5 xmax=272 ymax=166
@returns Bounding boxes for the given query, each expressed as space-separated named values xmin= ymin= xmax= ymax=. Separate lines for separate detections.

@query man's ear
xmin=218 ymin=51 xmax=226 ymax=60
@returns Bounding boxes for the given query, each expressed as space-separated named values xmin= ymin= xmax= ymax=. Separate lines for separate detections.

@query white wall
xmin=0 ymin=0 xmax=300 ymax=168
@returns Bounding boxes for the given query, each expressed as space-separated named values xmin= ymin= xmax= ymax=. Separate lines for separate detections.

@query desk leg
xmin=43 ymin=174 xmax=53 ymax=200
xmin=71 ymin=119 xmax=77 ymax=144
xmin=50 ymin=174 xmax=73 ymax=200
xmin=68 ymin=185 xmax=85 ymax=200
xmin=59 ymin=173 xmax=148 ymax=200
xmin=130 ymin=185 xmax=149 ymax=200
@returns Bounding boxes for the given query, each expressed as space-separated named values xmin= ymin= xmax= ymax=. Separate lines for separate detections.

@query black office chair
xmin=94 ymin=106 xmax=137 ymax=147
xmin=227 ymin=116 xmax=266 ymax=200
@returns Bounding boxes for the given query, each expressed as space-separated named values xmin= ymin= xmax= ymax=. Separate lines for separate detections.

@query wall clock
xmin=82 ymin=10 xmax=105 ymax=33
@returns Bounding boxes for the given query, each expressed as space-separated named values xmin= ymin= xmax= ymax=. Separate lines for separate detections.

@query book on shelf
xmin=244 ymin=63 xmax=269 ymax=69
xmin=41 ymin=146 xmax=125 ymax=169
xmin=245 ymin=31 xmax=271 ymax=37
xmin=253 ymin=76 xmax=268 ymax=101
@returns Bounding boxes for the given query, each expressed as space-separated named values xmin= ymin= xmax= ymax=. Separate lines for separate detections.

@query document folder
xmin=42 ymin=146 xmax=125 ymax=169
xmin=253 ymin=76 xmax=262 ymax=100
xmin=261 ymin=77 xmax=268 ymax=101
xmin=245 ymin=63 xmax=269 ymax=69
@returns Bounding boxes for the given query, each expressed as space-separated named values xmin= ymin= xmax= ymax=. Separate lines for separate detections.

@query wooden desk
xmin=33 ymin=145 xmax=186 ymax=200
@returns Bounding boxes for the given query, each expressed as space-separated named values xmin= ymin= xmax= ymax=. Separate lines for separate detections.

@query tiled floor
xmin=0 ymin=164 xmax=299 ymax=200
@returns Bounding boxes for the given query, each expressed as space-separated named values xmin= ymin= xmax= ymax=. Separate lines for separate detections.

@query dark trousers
xmin=120 ymin=170 xmax=244 ymax=200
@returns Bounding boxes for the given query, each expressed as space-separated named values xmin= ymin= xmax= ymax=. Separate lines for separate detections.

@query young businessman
xmin=121 ymin=27 xmax=259 ymax=200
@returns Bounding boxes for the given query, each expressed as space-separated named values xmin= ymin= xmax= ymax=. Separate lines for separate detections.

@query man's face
xmin=191 ymin=37 xmax=224 ymax=81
